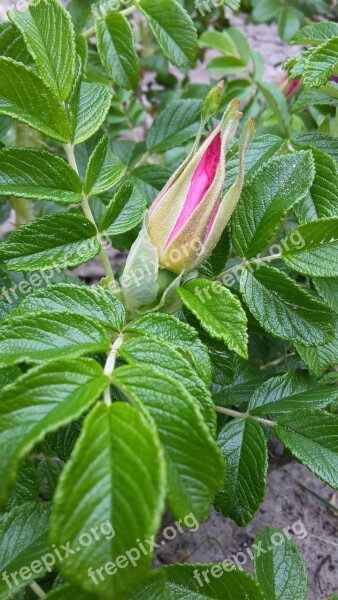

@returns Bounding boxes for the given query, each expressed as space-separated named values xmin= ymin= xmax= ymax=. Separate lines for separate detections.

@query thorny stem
xmin=215 ymin=405 xmax=277 ymax=428
xmin=216 ymin=252 xmax=282 ymax=281
xmin=82 ymin=5 xmax=137 ymax=38
xmin=30 ymin=582 xmax=46 ymax=599
xmin=63 ymin=143 xmax=115 ymax=282
xmin=103 ymin=334 xmax=124 ymax=406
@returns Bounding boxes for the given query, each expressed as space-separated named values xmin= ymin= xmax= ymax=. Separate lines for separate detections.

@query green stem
xmin=216 ymin=253 xmax=282 ymax=281
xmin=103 ymin=334 xmax=124 ymax=406
xmin=215 ymin=405 xmax=276 ymax=428
xmin=82 ymin=4 xmax=137 ymax=38
xmin=30 ymin=582 xmax=46 ymax=599
xmin=63 ymin=143 xmax=115 ymax=282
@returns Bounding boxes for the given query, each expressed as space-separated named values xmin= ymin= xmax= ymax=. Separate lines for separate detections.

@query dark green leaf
xmin=146 ymin=99 xmax=202 ymax=152
xmin=99 ymin=181 xmax=146 ymax=236
xmin=293 ymin=131 xmax=338 ymax=163
xmin=253 ymin=527 xmax=307 ymax=600
xmin=137 ymin=0 xmax=197 ymax=68
xmin=69 ymin=73 xmax=111 ymax=145
xmin=275 ymin=410 xmax=338 ymax=488
xmin=240 ymin=264 xmax=334 ymax=345
xmin=84 ymin=137 xmax=126 ymax=196
xmin=295 ymin=149 xmax=338 ymax=223
xmin=96 ymin=12 xmax=140 ymax=90
xmin=232 ymin=151 xmax=315 ymax=258
xmin=295 ymin=316 xmax=338 ymax=375
xmin=215 ymin=418 xmax=268 ymax=526
xmin=282 ymin=218 xmax=338 ymax=277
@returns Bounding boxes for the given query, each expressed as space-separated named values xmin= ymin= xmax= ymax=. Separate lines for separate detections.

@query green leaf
xmin=257 ymin=81 xmax=290 ymax=132
xmin=249 ymin=370 xmax=337 ymax=415
xmin=292 ymin=89 xmax=338 ymax=113
xmin=0 ymin=502 xmax=51 ymax=600
xmin=51 ymin=401 xmax=166 ymax=600
xmin=214 ymin=418 xmax=268 ymax=526
xmin=313 ymin=277 xmax=338 ymax=313
xmin=253 ymin=527 xmax=308 ymax=600
xmin=119 ymin=335 xmax=216 ymax=435
xmin=132 ymin=163 xmax=172 ymax=204
xmin=131 ymin=564 xmax=265 ymax=599
xmin=96 ymin=12 xmax=140 ymax=90
xmin=178 ymin=279 xmax=248 ymax=359
xmin=69 ymin=72 xmax=111 ymax=145
xmin=295 ymin=316 xmax=338 ymax=375
xmin=0 ymin=57 xmax=70 ymax=142
xmin=0 ymin=147 xmax=82 ymax=204
xmin=0 ymin=358 xmax=108 ymax=506
xmin=282 ymin=218 xmax=338 ymax=277
xmin=278 ymin=7 xmax=300 ymax=43
xmin=199 ymin=30 xmax=235 ymax=54
xmin=225 ymin=134 xmax=284 ymax=191
xmin=137 ymin=0 xmax=197 ymax=68
xmin=303 ymin=38 xmax=338 ymax=89
xmin=0 ymin=213 xmax=100 ymax=272
xmin=44 ymin=585 xmax=93 ymax=600
xmin=232 ymin=151 xmax=315 ymax=258
xmin=207 ymin=55 xmax=247 ymax=75
xmin=275 ymin=410 xmax=338 ymax=488
xmin=99 ymin=181 xmax=146 ymax=236
xmin=240 ymin=264 xmax=334 ymax=345
xmin=112 ymin=365 xmax=224 ymax=521
xmin=295 ymin=149 xmax=338 ymax=223
xmin=291 ymin=22 xmax=338 ymax=45
xmin=293 ymin=131 xmax=338 ymax=163
xmin=0 ymin=313 xmax=110 ymax=367
xmin=146 ymin=99 xmax=202 ymax=152
xmin=127 ymin=312 xmax=212 ymax=384
xmin=0 ymin=22 xmax=31 ymax=64
xmin=0 ymin=365 xmax=20 ymax=389
xmin=9 ymin=283 xmax=126 ymax=330
xmin=84 ymin=137 xmax=126 ymax=196
xmin=9 ymin=0 xmax=76 ymax=101
xmin=222 ymin=0 xmax=240 ymax=10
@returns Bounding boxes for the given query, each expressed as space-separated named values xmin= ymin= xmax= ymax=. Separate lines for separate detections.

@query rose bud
xmin=146 ymin=99 xmax=255 ymax=274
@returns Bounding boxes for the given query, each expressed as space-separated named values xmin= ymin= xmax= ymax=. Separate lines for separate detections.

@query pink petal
xmin=165 ymin=132 xmax=222 ymax=247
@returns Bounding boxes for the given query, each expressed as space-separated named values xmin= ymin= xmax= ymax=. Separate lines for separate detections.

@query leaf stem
xmin=30 ymin=582 xmax=46 ymax=599
xmin=82 ymin=5 xmax=137 ymax=38
xmin=216 ymin=253 xmax=282 ymax=281
xmin=215 ymin=405 xmax=276 ymax=428
xmin=63 ymin=143 xmax=115 ymax=282
xmin=103 ymin=333 xmax=124 ymax=406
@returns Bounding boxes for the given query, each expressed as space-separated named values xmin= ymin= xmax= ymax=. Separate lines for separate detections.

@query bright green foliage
xmin=0 ymin=359 xmax=108 ymax=506
xmin=0 ymin=148 xmax=82 ymax=204
xmin=178 ymin=279 xmax=248 ymax=359
xmin=51 ymin=402 xmax=166 ymax=599
xmin=0 ymin=213 xmax=100 ymax=271
xmin=99 ymin=182 xmax=146 ymax=236
xmin=84 ymin=137 xmax=127 ymax=196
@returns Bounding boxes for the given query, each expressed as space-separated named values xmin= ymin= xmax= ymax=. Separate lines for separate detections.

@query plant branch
xmin=30 ymin=582 xmax=46 ymax=599
xmin=63 ymin=143 xmax=115 ymax=282
xmin=103 ymin=333 xmax=124 ymax=406
xmin=216 ymin=252 xmax=282 ymax=281
xmin=215 ymin=405 xmax=276 ymax=428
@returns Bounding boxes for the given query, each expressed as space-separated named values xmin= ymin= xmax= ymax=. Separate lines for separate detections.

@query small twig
xmin=103 ymin=334 xmax=124 ymax=406
xmin=30 ymin=582 xmax=46 ymax=599
xmin=215 ymin=406 xmax=276 ymax=428
xmin=216 ymin=253 xmax=282 ymax=281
